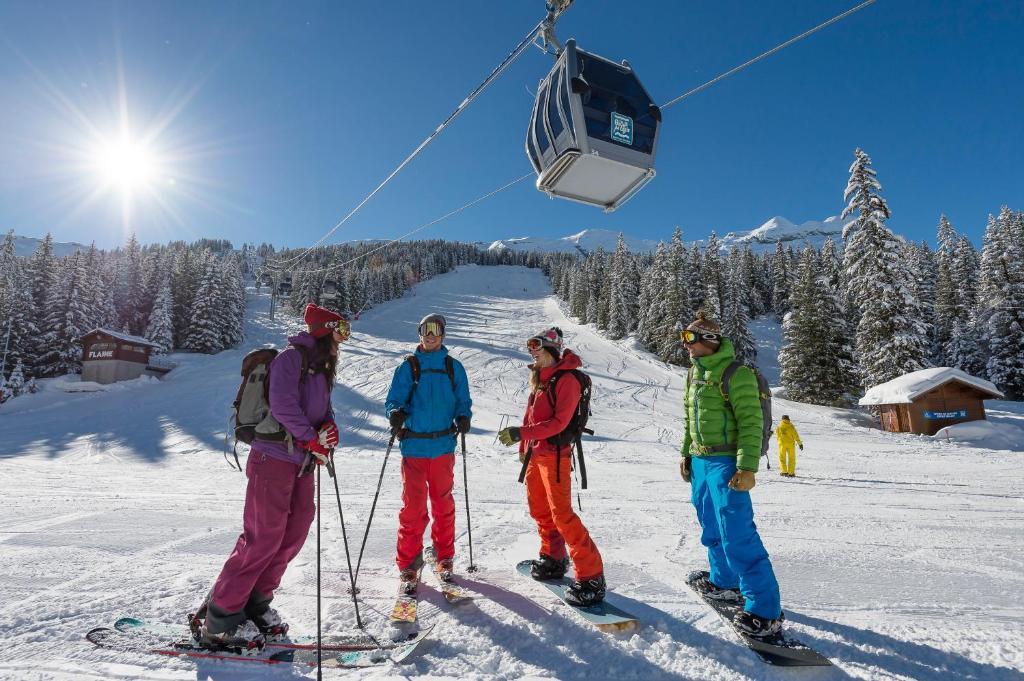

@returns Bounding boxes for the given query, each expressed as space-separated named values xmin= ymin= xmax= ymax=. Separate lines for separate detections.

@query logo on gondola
xmin=611 ymin=112 xmax=633 ymax=145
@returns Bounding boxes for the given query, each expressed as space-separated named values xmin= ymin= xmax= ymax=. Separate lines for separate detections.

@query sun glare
xmin=94 ymin=138 xmax=158 ymax=192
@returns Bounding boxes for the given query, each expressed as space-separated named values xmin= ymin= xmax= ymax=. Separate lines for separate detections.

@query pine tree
xmin=183 ymin=254 xmax=225 ymax=354
xmin=770 ymin=242 xmax=791 ymax=320
xmin=658 ymin=228 xmax=693 ymax=365
xmin=946 ymin=234 xmax=984 ymax=374
xmin=144 ymin=279 xmax=175 ymax=354
xmin=39 ymin=252 xmax=92 ymax=375
xmin=842 ymin=148 xmax=931 ymax=389
xmin=980 ymin=207 xmax=1024 ymax=398
xmin=607 ymin=234 xmax=638 ymax=339
xmin=702 ymin=233 xmax=724 ymax=318
xmin=722 ymin=247 xmax=756 ymax=363
xmin=933 ymin=215 xmax=958 ymax=362
xmin=7 ymin=360 xmax=25 ymax=396
xmin=117 ymin=234 xmax=145 ymax=334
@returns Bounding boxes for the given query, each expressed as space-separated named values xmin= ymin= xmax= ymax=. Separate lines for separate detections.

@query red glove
xmin=303 ymin=438 xmax=332 ymax=465
xmin=319 ymin=420 xmax=340 ymax=448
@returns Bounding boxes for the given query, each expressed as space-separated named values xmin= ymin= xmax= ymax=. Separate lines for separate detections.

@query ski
xmin=87 ymin=623 xmax=434 ymax=669
xmin=112 ymin=616 xmax=407 ymax=651
xmin=425 ymin=545 xmax=474 ymax=605
xmin=389 ymin=595 xmax=418 ymax=623
xmin=686 ymin=579 xmax=832 ymax=667
xmin=515 ymin=560 xmax=639 ymax=633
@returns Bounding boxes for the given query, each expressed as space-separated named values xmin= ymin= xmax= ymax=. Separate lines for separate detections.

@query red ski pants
xmin=396 ymin=454 xmax=456 ymax=570
xmin=210 ymin=452 xmax=315 ymax=615
xmin=524 ymin=451 xmax=603 ymax=580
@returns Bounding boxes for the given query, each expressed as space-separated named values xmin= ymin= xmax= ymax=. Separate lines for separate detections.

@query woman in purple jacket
xmin=199 ymin=303 xmax=349 ymax=650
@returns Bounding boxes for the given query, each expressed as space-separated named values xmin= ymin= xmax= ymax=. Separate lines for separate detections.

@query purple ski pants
xmin=210 ymin=451 xmax=315 ymax=615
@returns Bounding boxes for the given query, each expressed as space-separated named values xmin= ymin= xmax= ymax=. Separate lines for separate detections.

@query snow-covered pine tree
xmin=171 ymin=247 xmax=200 ymax=347
xmin=722 ymin=246 xmax=756 ymax=363
xmin=770 ymin=242 xmax=790 ymax=320
xmin=585 ymin=248 xmax=606 ymax=326
xmin=819 ymin=237 xmax=860 ymax=396
xmin=658 ymin=227 xmax=693 ymax=365
xmin=607 ymin=234 xmax=638 ymax=339
xmin=933 ymin=215 xmax=958 ymax=363
xmin=905 ymin=240 xmax=936 ymax=362
xmin=980 ymin=207 xmax=1024 ymax=398
xmin=144 ymin=278 xmax=175 ymax=354
xmin=39 ymin=252 xmax=92 ymax=376
xmin=7 ymin=360 xmax=25 ymax=396
xmin=945 ymin=234 xmax=984 ymax=374
xmin=183 ymin=253 xmax=225 ymax=354
xmin=701 ymin=232 xmax=724 ymax=318
xmin=117 ymin=234 xmax=145 ymax=335
xmin=842 ymin=148 xmax=931 ymax=389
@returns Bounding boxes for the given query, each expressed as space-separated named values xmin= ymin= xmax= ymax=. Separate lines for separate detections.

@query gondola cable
xmin=267 ymin=18 xmax=547 ymax=273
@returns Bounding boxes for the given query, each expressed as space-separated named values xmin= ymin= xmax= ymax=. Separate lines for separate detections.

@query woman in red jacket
xmin=498 ymin=327 xmax=605 ymax=605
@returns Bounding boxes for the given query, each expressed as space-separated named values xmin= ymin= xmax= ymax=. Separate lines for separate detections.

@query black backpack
xmin=687 ymin=360 xmax=772 ymax=460
xmin=518 ymin=368 xmax=594 ymax=489
xmin=397 ymin=354 xmax=459 ymax=440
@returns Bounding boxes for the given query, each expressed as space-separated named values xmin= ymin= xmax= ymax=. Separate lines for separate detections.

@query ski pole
xmin=315 ymin=465 xmax=322 ymax=681
xmin=326 ymin=451 xmax=363 ymax=629
xmin=353 ymin=433 xmax=396 ymax=588
xmin=461 ymin=433 xmax=478 ymax=573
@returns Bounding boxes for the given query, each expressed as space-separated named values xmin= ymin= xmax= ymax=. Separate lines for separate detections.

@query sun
xmin=93 ymin=137 xmax=159 ymax=193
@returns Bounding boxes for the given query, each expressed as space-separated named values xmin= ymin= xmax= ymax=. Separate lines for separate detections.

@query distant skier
xmin=385 ymin=313 xmax=472 ymax=594
xmin=200 ymin=303 xmax=349 ymax=649
xmin=679 ymin=312 xmax=784 ymax=638
xmin=775 ymin=415 xmax=803 ymax=478
xmin=497 ymin=327 xmax=606 ymax=606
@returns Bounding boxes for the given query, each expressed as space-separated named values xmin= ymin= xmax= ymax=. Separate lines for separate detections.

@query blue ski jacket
xmin=385 ymin=346 xmax=472 ymax=458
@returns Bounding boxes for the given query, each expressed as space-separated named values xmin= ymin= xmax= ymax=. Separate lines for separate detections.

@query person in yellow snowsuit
xmin=775 ymin=415 xmax=803 ymax=477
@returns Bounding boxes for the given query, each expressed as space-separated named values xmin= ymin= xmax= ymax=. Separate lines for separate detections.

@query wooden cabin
xmin=80 ymin=329 xmax=171 ymax=384
xmin=859 ymin=367 xmax=1004 ymax=435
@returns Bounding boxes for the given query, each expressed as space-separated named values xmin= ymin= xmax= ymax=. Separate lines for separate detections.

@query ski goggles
xmin=680 ymin=329 xmax=722 ymax=345
xmin=418 ymin=321 xmax=445 ymax=338
xmin=325 ymin=318 xmax=351 ymax=340
xmin=527 ymin=329 xmax=562 ymax=351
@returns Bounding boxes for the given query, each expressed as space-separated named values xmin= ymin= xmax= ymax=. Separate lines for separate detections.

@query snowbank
xmin=52 ymin=374 xmax=161 ymax=393
xmin=934 ymin=419 xmax=1024 ymax=452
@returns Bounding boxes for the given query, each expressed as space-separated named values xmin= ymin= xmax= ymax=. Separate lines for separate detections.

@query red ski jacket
xmin=519 ymin=350 xmax=583 ymax=457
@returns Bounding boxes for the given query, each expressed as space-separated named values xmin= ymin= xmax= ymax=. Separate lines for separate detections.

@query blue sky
xmin=1 ymin=1 xmax=1021 ymax=251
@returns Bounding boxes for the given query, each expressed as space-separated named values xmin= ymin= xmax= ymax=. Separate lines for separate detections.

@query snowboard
xmin=87 ymin=621 xmax=433 ymax=668
xmin=515 ymin=560 xmax=639 ymax=633
xmin=687 ymin=581 xmax=832 ymax=667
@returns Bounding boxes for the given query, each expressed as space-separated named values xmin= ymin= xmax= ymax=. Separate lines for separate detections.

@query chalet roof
xmin=80 ymin=328 xmax=158 ymax=348
xmin=859 ymin=367 xmax=1004 ymax=406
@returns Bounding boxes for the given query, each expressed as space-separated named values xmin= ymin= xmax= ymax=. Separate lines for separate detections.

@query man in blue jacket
xmin=385 ymin=313 xmax=472 ymax=593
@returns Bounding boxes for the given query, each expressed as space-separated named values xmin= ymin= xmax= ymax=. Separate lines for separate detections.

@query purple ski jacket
xmin=252 ymin=332 xmax=334 ymax=466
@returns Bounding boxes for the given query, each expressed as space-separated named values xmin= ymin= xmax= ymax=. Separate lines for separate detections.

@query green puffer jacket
xmin=681 ymin=338 xmax=764 ymax=473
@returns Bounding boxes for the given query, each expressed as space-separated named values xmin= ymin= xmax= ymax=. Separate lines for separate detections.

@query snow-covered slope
xmin=11 ymin=233 xmax=89 ymax=258
xmin=0 ymin=265 xmax=1021 ymax=680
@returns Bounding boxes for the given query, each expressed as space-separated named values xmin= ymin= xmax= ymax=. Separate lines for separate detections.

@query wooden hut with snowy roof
xmin=859 ymin=367 xmax=1004 ymax=435
xmin=80 ymin=329 xmax=171 ymax=384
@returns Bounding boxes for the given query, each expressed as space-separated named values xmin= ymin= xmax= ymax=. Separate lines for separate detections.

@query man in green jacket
xmin=679 ymin=312 xmax=783 ymax=638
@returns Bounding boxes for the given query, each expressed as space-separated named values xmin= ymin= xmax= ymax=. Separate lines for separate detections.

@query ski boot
xmin=530 ymin=554 xmax=569 ymax=581
xmin=399 ymin=553 xmax=424 ymax=595
xmin=687 ymin=570 xmax=744 ymax=604
xmin=434 ymin=557 xmax=455 ymax=583
xmin=200 ymin=619 xmax=265 ymax=652
xmin=564 ymin=574 xmax=606 ymax=607
xmin=245 ymin=594 xmax=289 ymax=640
xmin=733 ymin=609 xmax=785 ymax=639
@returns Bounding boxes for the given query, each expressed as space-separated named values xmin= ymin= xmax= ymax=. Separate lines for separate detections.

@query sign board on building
xmin=924 ymin=410 xmax=968 ymax=420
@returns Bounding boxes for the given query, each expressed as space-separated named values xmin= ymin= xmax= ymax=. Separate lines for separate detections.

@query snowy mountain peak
xmin=10 ymin=233 xmax=88 ymax=258
xmin=487 ymin=228 xmax=660 ymax=255
xmin=718 ymin=215 xmax=843 ymax=251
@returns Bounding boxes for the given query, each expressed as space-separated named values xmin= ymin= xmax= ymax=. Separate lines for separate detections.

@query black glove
xmin=680 ymin=456 xmax=692 ymax=483
xmin=389 ymin=410 xmax=407 ymax=433
xmin=798 ymin=443 xmax=804 ymax=451
xmin=456 ymin=416 xmax=471 ymax=434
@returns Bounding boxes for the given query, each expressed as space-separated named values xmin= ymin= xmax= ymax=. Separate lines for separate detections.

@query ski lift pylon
xmin=527 ymin=38 xmax=661 ymax=212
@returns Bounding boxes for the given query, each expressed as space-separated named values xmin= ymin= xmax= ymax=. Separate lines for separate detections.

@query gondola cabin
xmin=859 ymin=367 xmax=1004 ymax=436
xmin=277 ymin=281 xmax=292 ymax=296
xmin=322 ymin=279 xmax=338 ymax=298
xmin=527 ymin=39 xmax=661 ymax=212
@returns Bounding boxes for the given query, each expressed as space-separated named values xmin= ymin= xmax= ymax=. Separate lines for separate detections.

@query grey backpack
xmin=228 ymin=346 xmax=310 ymax=469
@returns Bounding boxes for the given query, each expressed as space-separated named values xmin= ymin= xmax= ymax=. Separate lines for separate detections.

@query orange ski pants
xmin=524 ymin=451 xmax=603 ymax=580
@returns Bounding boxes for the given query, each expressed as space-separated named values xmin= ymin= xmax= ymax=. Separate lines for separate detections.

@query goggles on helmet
xmin=418 ymin=321 xmax=444 ymax=338
xmin=680 ymin=329 xmax=721 ymax=345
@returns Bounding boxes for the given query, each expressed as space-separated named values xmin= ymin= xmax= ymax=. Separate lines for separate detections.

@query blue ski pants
xmin=690 ymin=455 xmax=781 ymax=619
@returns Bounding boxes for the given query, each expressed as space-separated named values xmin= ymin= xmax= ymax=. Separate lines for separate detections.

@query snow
xmin=81 ymin=328 xmax=159 ymax=347
xmin=1 ymin=265 xmax=1022 ymax=680
xmin=488 ymin=216 xmax=843 ymax=256
xmin=859 ymin=367 xmax=1004 ymax=405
